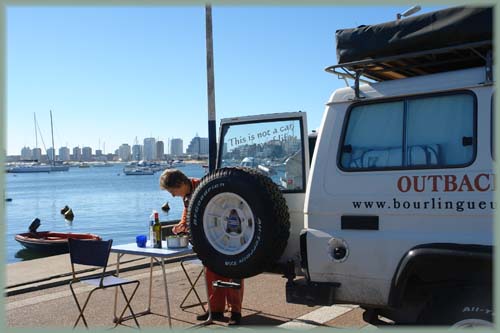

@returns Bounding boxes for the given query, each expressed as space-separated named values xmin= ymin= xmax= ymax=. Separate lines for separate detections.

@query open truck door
xmin=188 ymin=112 xmax=309 ymax=278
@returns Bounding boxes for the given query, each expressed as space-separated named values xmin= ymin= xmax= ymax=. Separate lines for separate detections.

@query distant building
xmin=283 ymin=136 xmax=301 ymax=154
xmin=132 ymin=144 xmax=142 ymax=161
xmin=118 ymin=144 xmax=131 ymax=162
xmin=72 ymin=147 xmax=82 ymax=161
xmin=59 ymin=147 xmax=70 ymax=161
xmin=82 ymin=147 xmax=92 ymax=161
xmin=20 ymin=147 xmax=32 ymax=160
xmin=46 ymin=147 xmax=55 ymax=161
xmin=186 ymin=135 xmax=209 ymax=155
xmin=156 ymin=141 xmax=165 ymax=160
xmin=32 ymin=148 xmax=42 ymax=161
xmin=170 ymin=138 xmax=183 ymax=156
xmin=95 ymin=149 xmax=107 ymax=161
xmin=143 ymin=138 xmax=156 ymax=161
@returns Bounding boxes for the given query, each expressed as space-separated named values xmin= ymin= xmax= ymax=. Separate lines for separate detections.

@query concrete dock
xmin=5 ymin=252 xmax=386 ymax=329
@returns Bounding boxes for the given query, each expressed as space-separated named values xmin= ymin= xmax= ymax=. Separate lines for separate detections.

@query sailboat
xmin=6 ymin=111 xmax=69 ymax=173
xmin=7 ymin=113 xmax=51 ymax=173
xmin=48 ymin=110 xmax=69 ymax=172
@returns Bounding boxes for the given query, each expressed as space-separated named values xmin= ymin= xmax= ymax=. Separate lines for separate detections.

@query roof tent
xmin=327 ymin=6 xmax=493 ymax=83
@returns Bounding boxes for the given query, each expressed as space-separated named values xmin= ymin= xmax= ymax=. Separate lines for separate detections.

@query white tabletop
xmin=111 ymin=241 xmax=193 ymax=258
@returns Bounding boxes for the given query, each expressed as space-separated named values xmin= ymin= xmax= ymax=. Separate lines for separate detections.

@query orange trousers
xmin=205 ymin=267 xmax=244 ymax=313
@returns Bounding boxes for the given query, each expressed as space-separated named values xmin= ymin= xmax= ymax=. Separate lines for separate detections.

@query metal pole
xmin=34 ymin=113 xmax=38 ymax=149
xmin=206 ymin=4 xmax=217 ymax=172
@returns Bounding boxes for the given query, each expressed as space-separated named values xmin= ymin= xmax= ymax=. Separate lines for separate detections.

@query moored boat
xmin=51 ymin=163 xmax=70 ymax=172
xmin=15 ymin=231 xmax=101 ymax=254
xmin=171 ymin=160 xmax=185 ymax=167
xmin=7 ymin=164 xmax=52 ymax=173
xmin=91 ymin=161 xmax=113 ymax=167
xmin=123 ymin=167 xmax=154 ymax=175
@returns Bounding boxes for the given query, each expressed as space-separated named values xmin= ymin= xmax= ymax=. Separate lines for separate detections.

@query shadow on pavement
xmin=240 ymin=312 xmax=288 ymax=326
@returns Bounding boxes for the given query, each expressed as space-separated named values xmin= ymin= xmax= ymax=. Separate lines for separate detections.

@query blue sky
xmin=6 ymin=5 xmax=447 ymax=155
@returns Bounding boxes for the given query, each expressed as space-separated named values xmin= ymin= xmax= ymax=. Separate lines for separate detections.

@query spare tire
xmin=188 ymin=167 xmax=290 ymax=278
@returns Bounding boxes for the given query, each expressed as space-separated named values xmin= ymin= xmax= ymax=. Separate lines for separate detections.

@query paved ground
xmin=5 ymin=253 xmax=390 ymax=329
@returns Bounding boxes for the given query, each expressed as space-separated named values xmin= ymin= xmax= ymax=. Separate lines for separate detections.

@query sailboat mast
xmin=50 ymin=110 xmax=55 ymax=165
xmin=34 ymin=113 xmax=38 ymax=149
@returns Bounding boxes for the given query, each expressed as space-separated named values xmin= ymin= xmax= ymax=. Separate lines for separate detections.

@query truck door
xmin=218 ymin=112 xmax=310 ymax=266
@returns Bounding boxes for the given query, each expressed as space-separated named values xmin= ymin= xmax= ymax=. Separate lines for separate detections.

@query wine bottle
xmin=153 ymin=211 xmax=162 ymax=248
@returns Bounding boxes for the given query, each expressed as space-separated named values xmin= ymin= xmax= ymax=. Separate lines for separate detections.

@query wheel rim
xmin=452 ymin=319 xmax=493 ymax=328
xmin=203 ymin=192 xmax=255 ymax=255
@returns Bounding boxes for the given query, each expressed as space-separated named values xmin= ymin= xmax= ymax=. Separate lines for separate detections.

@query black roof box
xmin=330 ymin=6 xmax=492 ymax=82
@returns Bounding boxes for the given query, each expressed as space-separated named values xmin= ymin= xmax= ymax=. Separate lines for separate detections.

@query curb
xmin=5 ymin=253 xmax=197 ymax=297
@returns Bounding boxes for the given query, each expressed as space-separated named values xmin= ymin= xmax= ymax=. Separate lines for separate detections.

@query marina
xmin=4 ymin=163 xmax=206 ymax=264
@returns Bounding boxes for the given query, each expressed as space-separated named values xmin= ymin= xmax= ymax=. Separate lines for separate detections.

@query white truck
xmin=188 ymin=6 xmax=494 ymax=327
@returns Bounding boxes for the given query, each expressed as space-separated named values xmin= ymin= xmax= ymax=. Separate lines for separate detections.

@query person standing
xmin=159 ymin=169 xmax=244 ymax=325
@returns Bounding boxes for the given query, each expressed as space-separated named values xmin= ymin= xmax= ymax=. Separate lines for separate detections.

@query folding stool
xmin=179 ymin=259 xmax=206 ymax=312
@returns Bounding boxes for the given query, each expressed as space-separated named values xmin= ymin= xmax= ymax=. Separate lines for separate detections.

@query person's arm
xmin=172 ymin=207 xmax=189 ymax=234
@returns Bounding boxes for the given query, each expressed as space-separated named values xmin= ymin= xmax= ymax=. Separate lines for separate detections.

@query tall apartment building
xmin=82 ymin=147 xmax=92 ymax=161
xmin=20 ymin=147 xmax=32 ymax=160
xmin=72 ymin=147 xmax=82 ymax=161
xmin=32 ymin=148 xmax=42 ymax=162
xmin=58 ymin=147 xmax=70 ymax=161
xmin=132 ymin=144 xmax=142 ymax=161
xmin=170 ymin=138 xmax=183 ymax=156
xmin=143 ymin=138 xmax=156 ymax=161
xmin=46 ymin=148 xmax=55 ymax=161
xmin=156 ymin=141 xmax=165 ymax=160
xmin=186 ymin=136 xmax=209 ymax=155
xmin=118 ymin=144 xmax=131 ymax=162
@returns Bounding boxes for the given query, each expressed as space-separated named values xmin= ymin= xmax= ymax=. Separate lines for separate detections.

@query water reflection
xmin=14 ymin=248 xmax=64 ymax=261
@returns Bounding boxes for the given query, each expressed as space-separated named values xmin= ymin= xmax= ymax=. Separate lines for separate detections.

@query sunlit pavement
xmin=6 ymin=254 xmax=381 ymax=329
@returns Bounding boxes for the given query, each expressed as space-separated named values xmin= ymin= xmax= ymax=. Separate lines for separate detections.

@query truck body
xmin=188 ymin=6 xmax=494 ymax=326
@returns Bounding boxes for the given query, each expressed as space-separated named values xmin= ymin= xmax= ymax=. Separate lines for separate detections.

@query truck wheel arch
xmin=389 ymin=243 xmax=492 ymax=308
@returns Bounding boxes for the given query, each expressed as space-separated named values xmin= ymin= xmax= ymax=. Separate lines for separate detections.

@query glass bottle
xmin=153 ymin=211 xmax=162 ymax=248
xmin=149 ymin=211 xmax=155 ymax=247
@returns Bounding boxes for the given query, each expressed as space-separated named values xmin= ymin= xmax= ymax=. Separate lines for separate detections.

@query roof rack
xmin=325 ymin=40 xmax=493 ymax=99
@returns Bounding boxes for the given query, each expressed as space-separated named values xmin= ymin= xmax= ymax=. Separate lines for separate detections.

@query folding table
xmin=110 ymin=241 xmax=193 ymax=328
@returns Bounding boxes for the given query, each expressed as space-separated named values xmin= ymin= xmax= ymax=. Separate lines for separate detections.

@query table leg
xmin=160 ymin=258 xmax=172 ymax=328
xmin=113 ymin=253 xmax=152 ymax=324
xmin=148 ymin=257 xmax=153 ymax=312
xmin=113 ymin=253 xmax=121 ymax=322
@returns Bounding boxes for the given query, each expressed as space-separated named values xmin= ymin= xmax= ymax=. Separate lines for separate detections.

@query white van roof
xmin=328 ymin=66 xmax=490 ymax=104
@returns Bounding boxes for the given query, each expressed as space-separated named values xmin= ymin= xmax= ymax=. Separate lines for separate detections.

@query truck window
xmin=340 ymin=92 xmax=475 ymax=170
xmin=219 ymin=118 xmax=305 ymax=192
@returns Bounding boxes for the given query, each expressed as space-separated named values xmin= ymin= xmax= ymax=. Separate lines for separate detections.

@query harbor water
xmin=4 ymin=163 xmax=206 ymax=263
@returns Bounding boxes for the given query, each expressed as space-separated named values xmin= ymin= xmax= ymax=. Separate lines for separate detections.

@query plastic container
xmin=136 ymin=235 xmax=147 ymax=248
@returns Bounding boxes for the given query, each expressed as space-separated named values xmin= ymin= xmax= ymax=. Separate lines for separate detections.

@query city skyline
xmin=10 ymin=134 xmax=209 ymax=159
xmin=6 ymin=108 xmax=203 ymax=156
